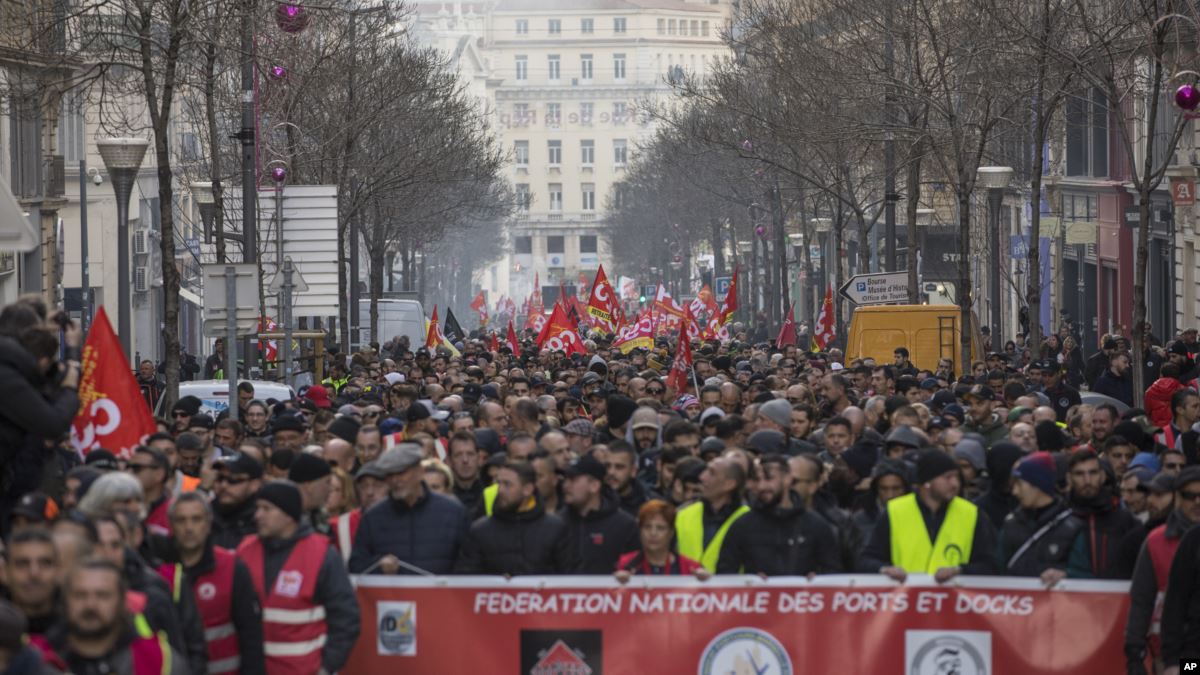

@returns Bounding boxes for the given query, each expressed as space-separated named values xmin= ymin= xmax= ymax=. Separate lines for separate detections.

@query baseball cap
xmin=962 ymin=384 xmax=994 ymax=402
xmin=215 ymin=452 xmax=264 ymax=479
xmin=84 ymin=449 xmax=121 ymax=471
xmin=562 ymin=454 xmax=607 ymax=481
xmin=12 ymin=492 xmax=59 ymax=523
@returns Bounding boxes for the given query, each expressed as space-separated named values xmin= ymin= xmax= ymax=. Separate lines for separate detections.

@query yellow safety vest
xmin=674 ymin=500 xmax=750 ymax=572
xmin=887 ymin=493 xmax=977 ymax=574
xmin=483 ymin=484 xmax=498 ymax=516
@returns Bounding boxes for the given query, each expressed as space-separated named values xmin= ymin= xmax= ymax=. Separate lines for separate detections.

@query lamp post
xmin=96 ymin=137 xmax=149 ymax=359
xmin=977 ymin=166 xmax=1013 ymax=347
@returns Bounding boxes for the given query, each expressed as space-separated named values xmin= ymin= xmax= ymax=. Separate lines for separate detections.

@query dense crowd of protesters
xmin=2 ymin=292 xmax=1200 ymax=674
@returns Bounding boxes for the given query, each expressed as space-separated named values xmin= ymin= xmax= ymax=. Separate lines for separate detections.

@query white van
xmin=157 ymin=380 xmax=295 ymax=417
xmin=359 ymin=298 xmax=426 ymax=348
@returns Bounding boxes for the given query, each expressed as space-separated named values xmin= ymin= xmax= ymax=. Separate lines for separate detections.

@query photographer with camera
xmin=0 ymin=296 xmax=83 ymax=531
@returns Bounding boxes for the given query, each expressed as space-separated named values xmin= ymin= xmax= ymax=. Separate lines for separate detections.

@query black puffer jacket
xmin=456 ymin=497 xmax=577 ymax=575
xmin=559 ymin=488 xmax=639 ymax=574
xmin=1068 ymin=489 xmax=1142 ymax=579
xmin=998 ymin=499 xmax=1083 ymax=576
xmin=716 ymin=492 xmax=842 ymax=575
xmin=0 ymin=337 xmax=80 ymax=524
xmin=348 ymin=485 xmax=468 ymax=575
xmin=973 ymin=442 xmax=1023 ymax=530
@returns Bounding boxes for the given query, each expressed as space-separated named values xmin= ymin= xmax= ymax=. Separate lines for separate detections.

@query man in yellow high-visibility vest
xmin=858 ymin=449 xmax=997 ymax=582
xmin=675 ymin=457 xmax=750 ymax=571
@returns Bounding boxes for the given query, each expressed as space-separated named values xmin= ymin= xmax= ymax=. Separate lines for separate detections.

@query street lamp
xmin=96 ymin=137 xmax=149 ymax=359
xmin=190 ymin=182 xmax=216 ymax=244
xmin=977 ymin=166 xmax=1013 ymax=346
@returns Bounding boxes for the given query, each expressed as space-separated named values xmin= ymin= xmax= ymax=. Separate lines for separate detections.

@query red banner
xmin=70 ymin=307 xmax=156 ymax=458
xmin=347 ymin=576 xmax=1128 ymax=674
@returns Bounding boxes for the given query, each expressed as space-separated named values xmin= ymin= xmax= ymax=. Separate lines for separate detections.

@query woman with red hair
xmin=615 ymin=500 xmax=709 ymax=580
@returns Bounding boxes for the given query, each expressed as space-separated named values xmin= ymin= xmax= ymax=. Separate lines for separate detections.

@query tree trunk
xmin=958 ymin=179 xmax=973 ymax=370
xmin=1131 ymin=194 xmax=1150 ymax=406
xmin=710 ymin=217 xmax=724 ymax=279
xmin=905 ymin=139 xmax=923 ymax=303
xmin=203 ymin=40 xmax=226 ymax=264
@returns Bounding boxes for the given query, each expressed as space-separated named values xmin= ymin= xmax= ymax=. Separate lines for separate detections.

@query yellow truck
xmin=844 ymin=305 xmax=984 ymax=373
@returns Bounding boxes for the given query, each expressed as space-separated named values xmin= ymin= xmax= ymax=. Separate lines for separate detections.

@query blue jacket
xmin=348 ymin=486 xmax=468 ymax=575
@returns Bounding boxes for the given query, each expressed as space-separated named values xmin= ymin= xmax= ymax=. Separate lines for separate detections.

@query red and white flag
xmin=667 ymin=318 xmax=694 ymax=393
xmin=613 ymin=313 xmax=654 ymax=354
xmin=470 ymin=291 xmax=488 ymax=326
xmin=258 ymin=316 xmax=278 ymax=362
xmin=70 ymin=307 xmax=156 ymax=458
xmin=813 ymin=285 xmax=836 ymax=350
xmin=586 ymin=265 xmax=621 ymax=333
xmin=536 ymin=303 xmax=586 ymax=356
xmin=653 ymin=284 xmax=685 ymax=318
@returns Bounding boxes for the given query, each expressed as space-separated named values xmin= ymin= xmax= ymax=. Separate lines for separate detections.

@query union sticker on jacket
xmin=275 ymin=570 xmax=304 ymax=598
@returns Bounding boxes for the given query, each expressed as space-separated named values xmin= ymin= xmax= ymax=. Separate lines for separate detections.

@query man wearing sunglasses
xmin=1142 ymin=468 xmax=1200 ymax=675
xmin=209 ymin=454 xmax=264 ymax=550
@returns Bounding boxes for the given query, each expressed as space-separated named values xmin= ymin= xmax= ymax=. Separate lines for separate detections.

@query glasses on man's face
xmin=214 ymin=474 xmax=249 ymax=486
xmin=647 ymin=388 xmax=665 ymax=395
xmin=1179 ymin=490 xmax=1200 ymax=503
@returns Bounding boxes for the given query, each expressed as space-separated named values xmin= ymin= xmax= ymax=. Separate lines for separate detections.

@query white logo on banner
xmin=376 ymin=601 xmax=417 ymax=656
xmin=906 ymin=630 xmax=991 ymax=675
xmin=697 ymin=627 xmax=792 ymax=675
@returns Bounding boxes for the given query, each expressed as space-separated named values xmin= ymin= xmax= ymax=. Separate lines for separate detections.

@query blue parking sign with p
xmin=716 ymin=276 xmax=732 ymax=296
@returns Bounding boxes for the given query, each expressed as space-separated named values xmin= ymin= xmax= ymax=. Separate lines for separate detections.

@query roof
xmin=531 ymin=640 xmax=592 ymax=675
xmin=494 ymin=0 xmax=723 ymax=13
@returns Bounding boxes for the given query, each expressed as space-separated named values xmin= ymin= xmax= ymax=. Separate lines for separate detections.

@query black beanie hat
xmin=288 ymin=453 xmax=332 ymax=484
xmin=256 ymin=482 xmax=303 ymax=522
xmin=172 ymin=395 xmax=203 ymax=417
xmin=328 ymin=416 xmax=361 ymax=444
xmin=916 ymin=449 xmax=960 ymax=484
xmin=606 ymin=395 xmax=638 ymax=430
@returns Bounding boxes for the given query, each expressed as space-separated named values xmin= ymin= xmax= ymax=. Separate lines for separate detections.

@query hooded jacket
xmin=1144 ymin=376 xmax=1185 ymax=429
xmin=716 ymin=491 xmax=841 ymax=575
xmin=559 ymin=488 xmax=639 ymax=574
xmin=456 ymin=496 xmax=578 ymax=575
xmin=973 ymin=442 xmax=1024 ymax=530
xmin=961 ymin=413 xmax=1008 ymax=449
xmin=0 ymin=336 xmax=80 ymax=523
xmin=348 ymin=485 xmax=468 ymax=575
xmin=1066 ymin=488 xmax=1143 ymax=579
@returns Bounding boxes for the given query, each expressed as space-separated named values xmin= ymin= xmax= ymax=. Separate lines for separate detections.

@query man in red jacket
xmin=168 ymin=492 xmax=264 ymax=675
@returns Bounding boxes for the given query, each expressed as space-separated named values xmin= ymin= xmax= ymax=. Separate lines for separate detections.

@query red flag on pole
xmin=813 ymin=285 xmax=836 ymax=350
xmin=586 ymin=264 xmax=620 ymax=332
xmin=70 ymin=307 xmax=156 ymax=458
xmin=667 ymin=323 xmax=694 ymax=393
xmin=776 ymin=302 xmax=798 ymax=347
xmin=537 ymin=303 xmax=586 ymax=355
xmin=489 ymin=330 xmax=500 ymax=354
xmin=470 ymin=291 xmax=488 ymax=326
xmin=425 ymin=306 xmax=441 ymax=350
xmin=506 ymin=320 xmax=521 ymax=358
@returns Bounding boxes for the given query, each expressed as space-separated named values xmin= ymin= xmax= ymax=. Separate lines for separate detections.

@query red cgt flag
xmin=537 ymin=303 xmax=586 ymax=355
xmin=586 ymin=264 xmax=620 ymax=332
xmin=425 ymin=306 xmax=442 ymax=350
xmin=718 ymin=268 xmax=739 ymax=325
xmin=776 ymin=302 xmax=798 ymax=347
xmin=70 ymin=307 xmax=156 ymax=458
